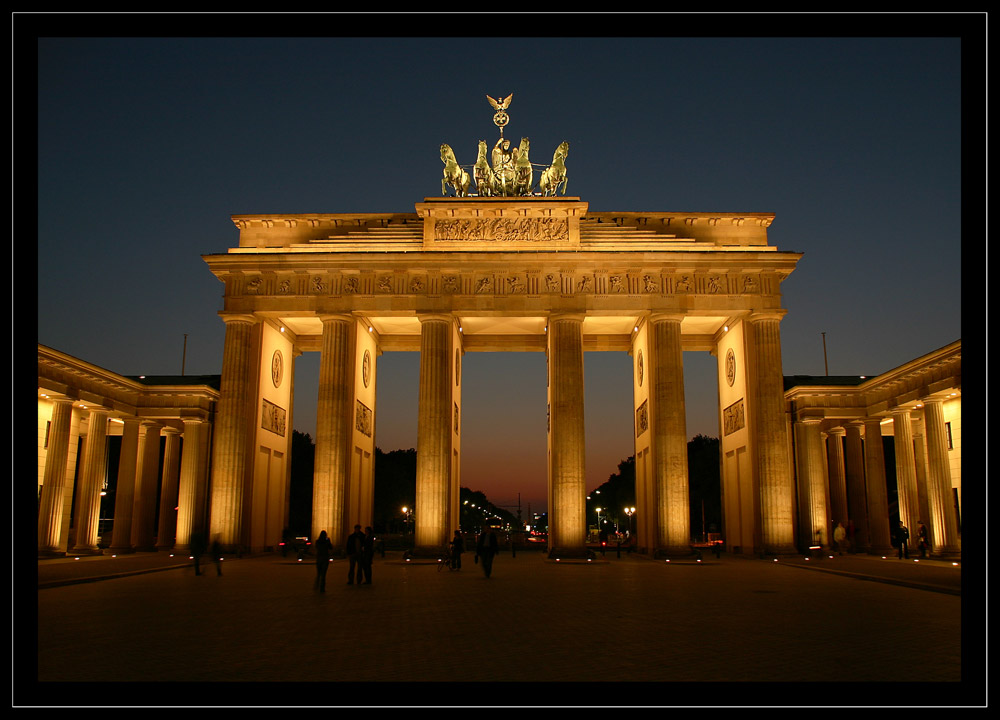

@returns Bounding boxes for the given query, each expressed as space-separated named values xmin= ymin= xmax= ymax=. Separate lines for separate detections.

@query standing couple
xmin=312 ymin=524 xmax=375 ymax=592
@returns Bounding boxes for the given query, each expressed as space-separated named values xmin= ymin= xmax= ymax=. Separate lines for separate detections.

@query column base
xmin=547 ymin=547 xmax=595 ymax=561
xmin=37 ymin=549 xmax=67 ymax=559
xmin=69 ymin=547 xmax=103 ymax=556
xmin=104 ymin=546 xmax=135 ymax=555
xmin=653 ymin=547 xmax=705 ymax=562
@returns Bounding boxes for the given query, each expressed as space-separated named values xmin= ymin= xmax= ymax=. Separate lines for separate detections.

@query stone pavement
xmin=25 ymin=548 xmax=981 ymax=706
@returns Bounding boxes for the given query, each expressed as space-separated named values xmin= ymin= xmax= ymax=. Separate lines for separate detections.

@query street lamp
xmin=595 ymin=507 xmax=602 ymax=534
xmin=624 ymin=506 xmax=635 ymax=537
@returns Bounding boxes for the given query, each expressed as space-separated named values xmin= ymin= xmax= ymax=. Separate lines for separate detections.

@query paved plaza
xmin=25 ymin=548 xmax=979 ymax=707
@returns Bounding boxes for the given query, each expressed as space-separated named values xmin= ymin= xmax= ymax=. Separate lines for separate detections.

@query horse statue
xmin=440 ymin=143 xmax=470 ymax=197
xmin=540 ymin=141 xmax=569 ymax=196
xmin=473 ymin=140 xmax=494 ymax=196
xmin=512 ymin=137 xmax=532 ymax=196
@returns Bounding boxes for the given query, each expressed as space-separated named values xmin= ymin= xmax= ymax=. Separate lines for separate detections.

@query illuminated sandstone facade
xmin=202 ymin=197 xmax=802 ymax=557
xmin=784 ymin=340 xmax=962 ymax=555
xmin=36 ymin=201 xmax=962 ymax=560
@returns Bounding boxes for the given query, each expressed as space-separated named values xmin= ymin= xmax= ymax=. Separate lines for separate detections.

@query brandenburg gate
xmin=201 ymin=97 xmax=801 ymax=559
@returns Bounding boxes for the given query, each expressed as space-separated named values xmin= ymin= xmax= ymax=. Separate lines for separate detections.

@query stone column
xmin=174 ymin=418 xmax=208 ymax=551
xmin=922 ymin=399 xmax=961 ymax=554
xmin=891 ymin=408 xmax=920 ymax=539
xmin=648 ymin=314 xmax=690 ymax=556
xmin=38 ymin=399 xmax=74 ymax=555
xmin=131 ymin=421 xmax=162 ymax=551
xmin=826 ymin=427 xmax=848 ymax=532
xmin=911 ymin=413 xmax=932 ymax=533
xmin=71 ymin=410 xmax=110 ymax=554
xmin=547 ymin=314 xmax=587 ymax=558
xmin=415 ymin=314 xmax=453 ymax=553
xmin=863 ymin=418 xmax=893 ymax=554
xmin=312 ymin=314 xmax=355 ymax=547
xmin=208 ymin=313 xmax=258 ymax=551
xmin=746 ymin=312 xmax=796 ymax=554
xmin=155 ymin=428 xmax=182 ymax=550
xmin=109 ymin=417 xmax=141 ymax=553
xmin=844 ymin=421 xmax=869 ymax=551
xmin=794 ymin=418 xmax=829 ymax=550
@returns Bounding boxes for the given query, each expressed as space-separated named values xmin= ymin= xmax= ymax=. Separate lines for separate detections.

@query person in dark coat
xmin=189 ymin=530 xmax=207 ymax=576
xmin=210 ymin=535 xmax=223 ymax=575
xmin=450 ymin=530 xmax=464 ymax=570
xmin=346 ymin=524 xmax=365 ymax=584
xmin=314 ymin=530 xmax=333 ymax=592
xmin=896 ymin=521 xmax=910 ymax=560
xmin=476 ymin=526 xmax=499 ymax=578
xmin=917 ymin=520 xmax=930 ymax=558
xmin=360 ymin=527 xmax=375 ymax=584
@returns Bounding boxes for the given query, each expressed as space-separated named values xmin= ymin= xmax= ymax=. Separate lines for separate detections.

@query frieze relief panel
xmin=261 ymin=398 xmax=287 ymax=437
xmin=635 ymin=400 xmax=649 ymax=438
xmin=230 ymin=269 xmax=766 ymax=299
xmin=433 ymin=217 xmax=569 ymax=243
xmin=355 ymin=400 xmax=373 ymax=438
xmin=723 ymin=398 xmax=745 ymax=437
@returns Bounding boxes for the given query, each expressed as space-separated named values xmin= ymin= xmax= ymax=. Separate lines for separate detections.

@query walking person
xmin=210 ymin=535 xmax=223 ymax=576
xmin=450 ymin=530 xmax=464 ymax=570
xmin=476 ymin=525 xmax=499 ymax=578
xmin=896 ymin=521 xmax=910 ymax=560
xmin=360 ymin=527 xmax=375 ymax=584
xmin=346 ymin=524 xmax=365 ymax=585
xmin=190 ymin=530 xmax=207 ymax=576
xmin=313 ymin=530 xmax=333 ymax=592
xmin=833 ymin=522 xmax=848 ymax=555
xmin=917 ymin=520 xmax=931 ymax=558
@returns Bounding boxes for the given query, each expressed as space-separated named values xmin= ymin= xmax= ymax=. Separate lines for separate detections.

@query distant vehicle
xmin=279 ymin=535 xmax=311 ymax=559
xmin=526 ymin=533 xmax=548 ymax=543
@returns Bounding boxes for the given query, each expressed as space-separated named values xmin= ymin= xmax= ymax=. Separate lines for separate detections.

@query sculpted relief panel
xmin=231 ymin=270 xmax=765 ymax=299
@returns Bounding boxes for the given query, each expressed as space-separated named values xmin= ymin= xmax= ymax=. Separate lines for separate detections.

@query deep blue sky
xmin=30 ymin=18 xmax=975 ymax=515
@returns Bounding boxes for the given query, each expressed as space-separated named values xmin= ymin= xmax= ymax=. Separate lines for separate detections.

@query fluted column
xmin=155 ymin=428 xmax=182 ymax=550
xmin=844 ymin=421 xmax=869 ymax=551
xmin=547 ymin=314 xmax=587 ymax=557
xmin=795 ymin=418 xmax=829 ymax=550
xmin=746 ymin=312 xmax=796 ymax=553
xmin=891 ymin=409 xmax=920 ymax=537
xmin=131 ymin=421 xmax=162 ymax=551
xmin=826 ymin=427 xmax=848 ymax=531
xmin=38 ymin=399 xmax=74 ymax=555
xmin=72 ymin=410 xmax=110 ymax=554
xmin=174 ymin=418 xmax=208 ymax=551
xmin=415 ymin=314 xmax=453 ymax=552
xmin=863 ymin=418 xmax=893 ymax=554
xmin=648 ymin=314 xmax=690 ymax=555
xmin=208 ymin=313 xmax=258 ymax=551
xmin=922 ymin=399 xmax=961 ymax=554
xmin=109 ymin=417 xmax=141 ymax=553
xmin=312 ymin=314 xmax=355 ymax=547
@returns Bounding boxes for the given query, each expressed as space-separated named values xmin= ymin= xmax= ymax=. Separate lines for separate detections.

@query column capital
xmin=795 ymin=416 xmax=824 ymax=426
xmin=648 ymin=312 xmax=684 ymax=325
xmin=416 ymin=312 xmax=455 ymax=325
xmin=218 ymin=311 xmax=259 ymax=325
xmin=746 ymin=309 xmax=787 ymax=323
xmin=827 ymin=426 xmax=847 ymax=437
xmin=547 ymin=312 xmax=586 ymax=324
xmin=318 ymin=312 xmax=355 ymax=325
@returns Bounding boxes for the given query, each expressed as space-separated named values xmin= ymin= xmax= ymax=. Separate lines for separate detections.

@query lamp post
xmin=624 ymin=506 xmax=635 ymax=537
xmin=402 ymin=506 xmax=412 ymax=534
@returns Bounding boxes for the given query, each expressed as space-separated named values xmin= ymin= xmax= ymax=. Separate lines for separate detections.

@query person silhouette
xmin=360 ymin=527 xmax=375 ymax=584
xmin=346 ymin=524 xmax=365 ymax=585
xmin=314 ymin=530 xmax=333 ymax=592
xmin=476 ymin=526 xmax=499 ymax=578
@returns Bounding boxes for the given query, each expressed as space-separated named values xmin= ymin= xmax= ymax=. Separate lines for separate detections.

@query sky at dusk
xmin=29 ymin=17 xmax=975 ymax=517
